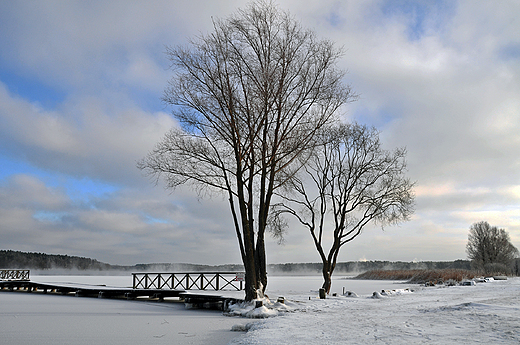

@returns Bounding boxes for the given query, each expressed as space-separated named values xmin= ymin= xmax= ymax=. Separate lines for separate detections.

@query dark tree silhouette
xmin=466 ymin=221 xmax=518 ymax=274
xmin=271 ymin=123 xmax=415 ymax=294
xmin=138 ymin=1 xmax=354 ymax=300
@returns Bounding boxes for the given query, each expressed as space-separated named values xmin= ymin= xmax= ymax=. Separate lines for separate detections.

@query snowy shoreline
xmin=231 ymin=277 xmax=520 ymax=344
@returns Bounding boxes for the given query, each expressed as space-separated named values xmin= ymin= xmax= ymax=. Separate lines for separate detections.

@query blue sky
xmin=0 ymin=0 xmax=519 ymax=266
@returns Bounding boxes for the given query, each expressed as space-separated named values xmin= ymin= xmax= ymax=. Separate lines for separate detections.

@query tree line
xmin=268 ymin=260 xmax=472 ymax=274
xmin=0 ymin=250 xmax=483 ymax=275
xmin=0 ymin=250 xmax=114 ymax=271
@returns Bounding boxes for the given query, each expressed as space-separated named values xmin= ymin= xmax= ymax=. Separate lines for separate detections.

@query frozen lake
xmin=2 ymin=274 xmax=519 ymax=344
xmin=265 ymin=275 xmax=411 ymax=296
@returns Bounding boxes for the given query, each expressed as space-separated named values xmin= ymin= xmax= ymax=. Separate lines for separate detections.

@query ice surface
xmin=0 ymin=290 xmax=241 ymax=345
xmin=2 ymin=275 xmax=247 ymax=345
xmin=1 ymin=275 xmax=519 ymax=344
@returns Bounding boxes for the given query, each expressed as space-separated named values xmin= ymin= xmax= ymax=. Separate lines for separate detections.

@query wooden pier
xmin=0 ymin=270 xmax=244 ymax=310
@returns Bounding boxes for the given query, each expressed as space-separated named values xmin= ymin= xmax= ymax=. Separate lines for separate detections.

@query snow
xmin=230 ymin=277 xmax=520 ymax=344
xmin=1 ymin=275 xmax=519 ymax=344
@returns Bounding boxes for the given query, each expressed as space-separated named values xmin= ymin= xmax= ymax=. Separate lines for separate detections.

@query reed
xmin=354 ymin=269 xmax=482 ymax=283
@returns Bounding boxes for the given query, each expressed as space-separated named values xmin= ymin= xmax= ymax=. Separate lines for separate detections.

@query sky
xmin=1 ymin=0 xmax=519 ymax=266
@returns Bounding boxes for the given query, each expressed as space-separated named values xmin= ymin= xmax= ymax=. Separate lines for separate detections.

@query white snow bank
xmin=342 ymin=290 xmax=359 ymax=298
xmin=380 ymin=288 xmax=414 ymax=296
xmin=369 ymin=288 xmax=414 ymax=299
xmin=226 ymin=296 xmax=295 ymax=318
xmin=370 ymin=291 xmax=385 ymax=299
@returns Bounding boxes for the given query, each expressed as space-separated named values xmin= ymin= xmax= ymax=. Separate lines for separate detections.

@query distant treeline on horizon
xmin=0 ymin=250 xmax=471 ymax=274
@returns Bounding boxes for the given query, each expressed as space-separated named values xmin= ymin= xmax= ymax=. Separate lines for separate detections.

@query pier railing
xmin=0 ymin=269 xmax=30 ymax=281
xmin=132 ymin=272 xmax=245 ymax=291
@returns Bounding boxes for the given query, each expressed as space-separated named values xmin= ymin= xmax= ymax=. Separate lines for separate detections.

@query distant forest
xmin=0 ymin=250 xmax=115 ymax=271
xmin=0 ymin=250 xmax=473 ymax=274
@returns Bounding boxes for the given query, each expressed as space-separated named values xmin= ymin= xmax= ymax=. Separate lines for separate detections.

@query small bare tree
xmin=272 ymin=123 xmax=415 ymax=294
xmin=466 ymin=221 xmax=519 ymax=274
xmin=138 ymin=1 xmax=354 ymax=300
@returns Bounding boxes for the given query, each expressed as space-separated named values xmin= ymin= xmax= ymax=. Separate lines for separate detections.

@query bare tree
xmin=271 ymin=123 xmax=415 ymax=294
xmin=137 ymin=1 xmax=354 ymax=300
xmin=466 ymin=221 xmax=519 ymax=274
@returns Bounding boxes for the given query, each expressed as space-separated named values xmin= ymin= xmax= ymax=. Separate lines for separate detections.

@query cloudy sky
xmin=1 ymin=0 xmax=519 ymax=266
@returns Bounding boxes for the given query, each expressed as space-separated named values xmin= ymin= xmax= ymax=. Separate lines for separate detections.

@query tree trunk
xmin=255 ymin=235 xmax=267 ymax=294
xmin=322 ymin=263 xmax=332 ymax=294
xmin=240 ymin=205 xmax=258 ymax=301
xmin=244 ymin=251 xmax=258 ymax=301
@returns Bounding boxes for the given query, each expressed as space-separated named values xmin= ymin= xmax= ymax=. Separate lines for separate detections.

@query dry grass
xmin=354 ymin=269 xmax=482 ymax=283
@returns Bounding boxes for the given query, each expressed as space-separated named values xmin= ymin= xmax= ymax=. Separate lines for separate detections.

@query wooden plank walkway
xmin=0 ymin=279 xmax=244 ymax=311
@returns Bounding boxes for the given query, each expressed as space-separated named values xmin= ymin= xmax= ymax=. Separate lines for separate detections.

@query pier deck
xmin=0 ymin=279 xmax=244 ymax=310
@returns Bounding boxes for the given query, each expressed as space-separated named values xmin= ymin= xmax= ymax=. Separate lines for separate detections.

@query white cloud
xmin=0 ymin=81 xmax=177 ymax=185
xmin=0 ymin=173 xmax=241 ymax=265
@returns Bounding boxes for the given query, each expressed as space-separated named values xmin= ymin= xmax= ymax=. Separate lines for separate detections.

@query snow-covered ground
xmin=1 ymin=275 xmax=519 ymax=344
xmin=231 ymin=276 xmax=520 ymax=344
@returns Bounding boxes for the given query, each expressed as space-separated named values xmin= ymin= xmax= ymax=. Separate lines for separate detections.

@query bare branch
xmin=138 ymin=1 xmax=353 ymax=300
xmin=274 ymin=122 xmax=415 ymax=293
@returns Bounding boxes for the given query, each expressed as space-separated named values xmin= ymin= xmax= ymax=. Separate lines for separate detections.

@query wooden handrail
xmin=132 ymin=272 xmax=244 ymax=291
xmin=0 ymin=269 xmax=30 ymax=281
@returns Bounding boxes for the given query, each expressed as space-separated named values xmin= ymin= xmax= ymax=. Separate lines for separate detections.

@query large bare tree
xmin=466 ymin=221 xmax=519 ymax=274
xmin=272 ymin=123 xmax=415 ymax=294
xmin=138 ymin=1 xmax=354 ymax=300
